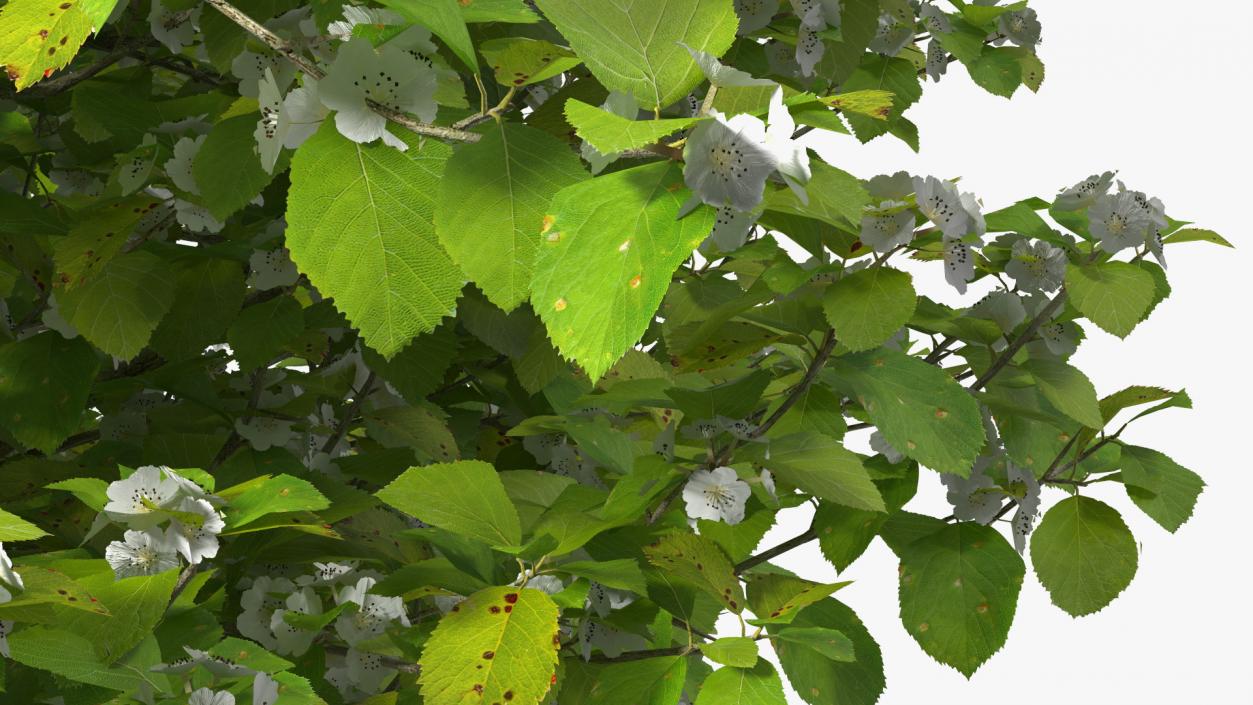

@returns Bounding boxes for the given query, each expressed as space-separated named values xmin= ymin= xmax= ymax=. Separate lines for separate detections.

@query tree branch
xmin=753 ymin=328 xmax=837 ymax=439
xmin=735 ymin=524 xmax=818 ymax=573
xmin=969 ymin=292 xmax=1066 ymax=392
xmin=320 ymin=371 xmax=376 ymax=455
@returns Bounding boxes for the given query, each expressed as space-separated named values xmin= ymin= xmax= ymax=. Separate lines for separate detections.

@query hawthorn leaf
xmin=565 ymin=99 xmax=702 ymax=154
xmin=822 ymin=267 xmax=917 ymax=352
xmin=693 ymin=661 xmax=788 ymax=705
xmin=1030 ymin=496 xmax=1138 ymax=616
xmin=0 ymin=332 xmax=98 ymax=454
xmin=1064 ymin=262 xmax=1156 ymax=338
xmin=377 ymin=460 xmax=522 ymax=548
xmin=58 ymin=249 xmax=176 ymax=360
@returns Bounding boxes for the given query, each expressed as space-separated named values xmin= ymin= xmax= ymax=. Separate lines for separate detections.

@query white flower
xmin=298 ymin=561 xmax=359 ymax=587
xmin=334 ymin=577 xmax=407 ymax=645
xmin=327 ymin=5 xmax=403 ymax=38
xmin=709 ymin=206 xmax=757 ymax=251
xmin=433 ymin=594 xmax=465 ymax=614
xmin=237 ymin=576 xmax=295 ymax=650
xmin=1036 ymin=321 xmax=1079 ymax=357
xmin=942 ymin=239 xmax=976 ymax=294
xmin=523 ymin=433 xmax=566 ymax=465
xmin=869 ymin=11 xmax=913 ymax=56
xmin=1119 ymin=183 xmax=1170 ymax=266
xmin=869 ymin=431 xmax=904 ymax=463
xmin=925 ymin=39 xmax=948 ymax=81
xmin=920 ymin=4 xmax=951 ymax=34
xmin=189 ymin=688 xmax=236 ymax=705
xmin=760 ymin=469 xmax=777 ymax=499
xmin=164 ymin=466 xmax=224 ymax=506
xmin=1007 ymin=463 xmax=1040 ymax=553
xmin=586 ymin=581 xmax=635 ymax=618
xmin=231 ymin=49 xmax=295 ymax=99
xmin=253 ymin=672 xmax=280 ymax=705
xmin=941 ymin=455 xmax=1003 ymax=524
xmin=1089 ymin=191 xmax=1154 ymax=254
xmin=165 ymin=135 xmax=204 ymax=194
xmin=150 ymin=646 xmax=253 ymax=678
xmin=149 ymin=0 xmax=197 ymax=54
xmin=960 ymin=191 xmax=985 ymax=239
xmin=735 ymin=0 xmax=779 ymax=34
xmin=345 ymin=647 xmax=395 ymax=693
xmin=104 ymin=466 xmax=181 ymax=528
xmin=1054 ymin=171 xmax=1114 ymax=211
xmin=175 ymin=199 xmax=225 ymax=233
xmin=319 ymin=37 xmax=437 ymax=151
xmin=248 ymin=248 xmax=300 ymax=290
xmin=0 ymin=620 xmax=12 ymax=658
xmin=270 ymin=586 xmax=323 ymax=656
xmin=765 ymin=88 xmax=810 ymax=201
xmin=255 ymin=69 xmax=285 ymax=174
xmin=235 ymin=415 xmax=296 ymax=451
xmin=796 ymin=22 xmax=824 ymax=76
xmin=579 ymin=92 xmax=637 ymax=174
xmin=859 ymin=201 xmax=914 ymax=253
xmin=998 ymin=9 xmax=1041 ymax=48
xmin=1006 ymin=239 xmax=1066 ymax=292
xmin=165 ymin=497 xmax=224 ymax=565
xmin=653 ymin=423 xmax=676 ymax=462
xmin=683 ymin=110 xmax=777 ymax=212
xmin=912 ymin=176 xmax=969 ymax=239
xmin=280 ymin=79 xmax=328 ymax=150
xmin=789 ymin=0 xmax=837 ymax=75
xmin=105 ymin=528 xmax=180 ymax=579
xmin=0 ymin=543 xmax=24 ymax=603
xmin=682 ymin=466 xmax=751 ymax=525
xmin=578 ymin=619 xmax=647 ymax=661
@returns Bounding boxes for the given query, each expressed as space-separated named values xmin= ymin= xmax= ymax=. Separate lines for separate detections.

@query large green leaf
xmin=419 ymin=586 xmax=560 ymax=705
xmin=569 ymin=656 xmax=687 ymax=705
xmin=1021 ymin=358 xmax=1103 ymax=429
xmin=58 ymin=249 xmax=176 ymax=360
xmin=57 ymin=567 xmax=179 ymax=662
xmin=1030 ymin=496 xmax=1138 ymax=616
xmin=839 ymin=55 xmax=922 ymax=143
xmin=762 ymin=162 xmax=869 ymax=231
xmin=701 ymin=637 xmax=758 ymax=667
xmin=193 ymin=113 xmax=282 ymax=221
xmin=1118 ymin=444 xmax=1204 ymax=533
xmin=226 ymin=295 xmax=304 ymax=371
xmin=1064 ymin=262 xmax=1156 ymax=338
xmin=897 ymin=523 xmax=1024 ymax=676
xmin=770 ymin=599 xmax=884 ymax=705
xmin=377 ymin=460 xmax=522 ymax=548
xmin=52 ymin=195 xmax=163 ymax=290
xmin=532 ymin=0 xmax=738 ymax=109
xmin=761 ymin=433 xmax=885 ymax=512
xmin=823 ymin=267 xmax=917 ymax=352
xmin=6 ymin=627 xmax=148 ymax=691
xmin=644 ymin=531 xmax=744 ymax=612
xmin=435 ymin=122 xmax=587 ymax=310
xmin=694 ymin=661 xmax=788 ymax=705
xmin=530 ymin=161 xmax=714 ymax=380
xmin=0 ymin=332 xmax=98 ymax=454
xmin=286 ymin=122 xmax=464 ymax=358
xmin=0 ymin=0 xmax=115 ymax=90
xmin=565 ymin=99 xmax=701 ymax=154
xmin=835 ymin=349 xmax=985 ymax=475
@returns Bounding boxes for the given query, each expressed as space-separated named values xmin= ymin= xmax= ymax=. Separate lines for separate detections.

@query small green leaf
xmin=419 ymin=586 xmax=560 ymax=705
xmin=745 ymin=573 xmax=851 ymax=625
xmin=219 ymin=474 xmax=331 ymax=530
xmin=1030 ymin=496 xmax=1138 ymax=617
xmin=0 ymin=507 xmax=48 ymax=541
xmin=1021 ymin=358 xmax=1103 ymax=429
xmin=377 ymin=460 xmax=522 ymax=548
xmin=759 ymin=433 xmax=886 ymax=512
xmin=693 ymin=660 xmax=787 ymax=705
xmin=823 ymin=267 xmax=917 ymax=352
xmin=763 ymin=161 xmax=869 ymax=230
xmin=1119 ymin=444 xmax=1204 ymax=533
xmin=1064 ymin=262 xmax=1157 ymax=338
xmin=1162 ymin=227 xmax=1232 ymax=248
xmin=818 ymin=89 xmax=895 ymax=120
xmin=771 ymin=626 xmax=855 ymax=662
xmin=702 ymin=637 xmax=758 ymax=667
xmin=479 ymin=36 xmax=582 ymax=87
xmin=565 ymin=99 xmax=702 ymax=155
xmin=558 ymin=559 xmax=647 ymax=595
xmin=967 ymin=47 xmax=1023 ymax=98
xmin=193 ymin=113 xmax=282 ymax=220
xmin=0 ymin=332 xmax=98 ymax=454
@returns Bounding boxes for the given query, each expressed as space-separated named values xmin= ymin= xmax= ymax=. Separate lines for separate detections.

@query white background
xmin=724 ymin=2 xmax=1253 ymax=703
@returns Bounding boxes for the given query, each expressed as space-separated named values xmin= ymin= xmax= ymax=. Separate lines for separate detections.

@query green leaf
xmin=533 ymin=0 xmax=738 ymax=109
xmin=0 ymin=0 xmax=114 ymax=90
xmin=363 ymin=403 xmax=460 ymax=463
xmin=745 ymin=573 xmax=850 ymax=625
xmin=702 ymin=637 xmax=758 ymax=667
xmin=1030 ymin=496 xmax=1138 ymax=617
xmin=818 ymin=89 xmax=895 ymax=120
xmin=573 ymin=656 xmax=687 ymax=705
xmin=897 ymin=523 xmax=1024 ymax=676
xmin=479 ymin=36 xmax=582 ymax=87
xmin=227 ymin=295 xmax=304 ymax=371
xmin=52 ymin=195 xmax=164 ymax=290
xmin=419 ymin=586 xmax=560 ymax=705
xmin=6 ymin=627 xmax=147 ymax=691
xmin=822 ymin=267 xmax=917 ymax=352
xmin=1021 ymin=358 xmax=1103 ymax=429
xmin=760 ymin=433 xmax=886 ymax=512
xmin=286 ymin=122 xmax=463 ymax=358
xmin=693 ymin=661 xmax=787 ymax=705
xmin=0 ymin=332 xmax=98 ymax=454
xmin=58 ymin=567 xmax=179 ymax=662
xmin=644 ymin=531 xmax=744 ymax=612
xmin=557 ymin=558 xmax=647 ymax=594
xmin=1162 ymin=227 xmax=1233 ymax=248
xmin=193 ymin=113 xmax=282 ymax=220
xmin=149 ymin=257 xmax=247 ymax=362
xmin=839 ymin=56 xmax=922 ymax=143
xmin=58 ymin=249 xmax=176 ymax=360
xmin=377 ymin=0 xmax=478 ymax=72
xmin=0 ymin=507 xmax=48 ymax=541
xmin=967 ymin=47 xmax=1023 ymax=98
xmin=435 ymin=122 xmax=587 ymax=310
xmin=377 ymin=460 xmax=522 ymax=547
xmin=666 ymin=370 xmax=771 ymax=421
xmin=771 ymin=599 xmax=884 ymax=705
xmin=763 ymin=161 xmax=869 ymax=230
xmin=836 ymin=349 xmax=986 ymax=475
xmin=460 ymin=0 xmax=538 ymax=23
xmin=531 ymin=161 xmax=714 ymax=380
xmin=1097 ymin=385 xmax=1186 ymax=424
xmin=1064 ymin=262 xmax=1156 ymax=338
xmin=1119 ymin=444 xmax=1204 ymax=533
xmin=219 ymin=474 xmax=331 ymax=530
xmin=565 ymin=99 xmax=701 ymax=154
xmin=771 ymin=626 xmax=855 ymax=662
xmin=0 ymin=563 xmax=109 ymax=615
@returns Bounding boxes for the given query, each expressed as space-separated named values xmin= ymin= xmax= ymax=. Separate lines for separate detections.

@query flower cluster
xmin=1056 ymin=172 xmax=1169 ymax=267
xmin=102 ymin=466 xmax=226 ymax=579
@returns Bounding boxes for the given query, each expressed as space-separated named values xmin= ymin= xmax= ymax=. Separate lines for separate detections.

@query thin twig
xmin=320 ymin=371 xmax=376 ymax=454
xmin=753 ymin=328 xmax=837 ymax=439
xmin=735 ymin=525 xmax=818 ymax=573
xmin=969 ymin=293 xmax=1066 ymax=391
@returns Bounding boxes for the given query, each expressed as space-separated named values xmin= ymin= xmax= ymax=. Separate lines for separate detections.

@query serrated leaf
xmin=558 ymin=559 xmax=647 ymax=595
xmin=823 ymin=267 xmax=916 ymax=352
xmin=565 ymin=99 xmax=701 ymax=154
xmin=701 ymin=637 xmax=758 ymax=667
xmin=58 ymin=249 xmax=176 ymax=360
xmin=0 ymin=0 xmax=115 ymax=90
xmin=533 ymin=0 xmax=737 ymax=109
xmin=52 ymin=195 xmax=163 ymax=290
xmin=286 ymin=122 xmax=463 ymax=358
xmin=644 ymin=531 xmax=744 ymax=612
xmin=219 ymin=474 xmax=331 ymax=530
xmin=1118 ymin=444 xmax=1204 ymax=533
xmin=58 ymin=567 xmax=179 ymax=662
xmin=967 ymin=47 xmax=1022 ymax=98
xmin=835 ymin=349 xmax=985 ymax=475
xmin=0 ymin=507 xmax=48 ymax=541
xmin=770 ymin=599 xmax=884 ymax=705
xmin=193 ymin=113 xmax=282 ymax=220
xmin=435 ymin=122 xmax=587 ymax=310
xmin=6 ymin=627 xmax=146 ymax=691
xmin=1030 ymin=496 xmax=1137 ymax=617
xmin=363 ymin=404 xmax=460 ymax=463
xmin=419 ymin=586 xmax=560 ymax=705
xmin=1021 ymin=358 xmax=1103 ymax=429
xmin=745 ymin=573 xmax=851 ymax=625
xmin=693 ymin=660 xmax=787 ymax=705
xmin=377 ymin=460 xmax=522 ymax=547
xmin=839 ymin=55 xmax=921 ymax=143
xmin=479 ymin=36 xmax=582 ymax=87
xmin=897 ymin=523 xmax=1024 ymax=677
xmin=1097 ymin=385 xmax=1183 ymax=424
xmin=762 ymin=161 xmax=869 ymax=230
xmin=0 ymin=332 xmax=98 ymax=454
xmin=227 ymin=295 xmax=304 ymax=371
xmin=577 ymin=656 xmax=687 ymax=705
xmin=771 ymin=626 xmax=855 ymax=662
xmin=760 ymin=433 xmax=886 ymax=512
xmin=1162 ymin=227 xmax=1233 ymax=248
xmin=818 ymin=90 xmax=895 ymax=120
xmin=1064 ymin=262 xmax=1156 ymax=339
xmin=531 ymin=161 xmax=713 ymax=380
